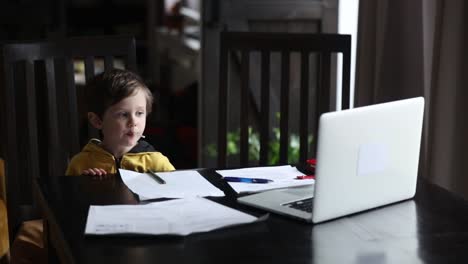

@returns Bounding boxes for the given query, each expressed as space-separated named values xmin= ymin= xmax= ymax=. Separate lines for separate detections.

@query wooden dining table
xmin=34 ymin=169 xmax=468 ymax=264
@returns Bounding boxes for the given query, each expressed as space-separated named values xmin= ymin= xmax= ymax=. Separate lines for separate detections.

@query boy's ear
xmin=88 ymin=112 xmax=103 ymax=129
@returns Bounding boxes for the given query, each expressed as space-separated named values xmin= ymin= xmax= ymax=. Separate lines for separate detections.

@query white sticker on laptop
xmin=357 ymin=143 xmax=389 ymax=176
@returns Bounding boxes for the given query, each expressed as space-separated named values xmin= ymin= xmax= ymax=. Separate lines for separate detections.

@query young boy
xmin=66 ymin=69 xmax=175 ymax=176
xmin=10 ymin=69 xmax=174 ymax=264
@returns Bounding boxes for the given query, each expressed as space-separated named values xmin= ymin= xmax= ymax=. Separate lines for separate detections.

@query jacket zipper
xmin=115 ymin=157 xmax=121 ymax=169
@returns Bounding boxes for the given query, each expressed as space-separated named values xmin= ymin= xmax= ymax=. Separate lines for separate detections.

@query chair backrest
xmin=217 ymin=31 xmax=351 ymax=168
xmin=0 ymin=35 xmax=137 ymax=241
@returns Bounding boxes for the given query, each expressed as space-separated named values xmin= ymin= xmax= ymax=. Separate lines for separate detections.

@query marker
xmin=223 ymin=177 xmax=273 ymax=184
xmin=148 ymin=170 xmax=166 ymax=184
xmin=296 ymin=175 xmax=315 ymax=180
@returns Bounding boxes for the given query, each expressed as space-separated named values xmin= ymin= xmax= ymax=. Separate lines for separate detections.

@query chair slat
xmin=45 ymin=58 xmax=64 ymax=176
xmin=84 ymin=56 xmax=99 ymax=140
xmin=318 ymin=53 xmax=331 ymax=115
xmin=24 ymin=61 xmax=40 ymax=182
xmin=341 ymin=47 xmax=351 ymax=109
xmin=104 ymin=56 xmax=114 ymax=71
xmin=259 ymin=51 xmax=270 ymax=165
xmin=239 ymin=50 xmax=250 ymax=167
xmin=279 ymin=51 xmax=290 ymax=164
xmin=84 ymin=56 xmax=95 ymax=82
xmin=314 ymin=52 xmax=331 ymax=157
xmin=24 ymin=60 xmax=40 ymax=215
xmin=3 ymin=62 xmax=20 ymax=243
xmin=65 ymin=58 xmax=80 ymax=155
xmin=217 ymin=38 xmax=229 ymax=167
xmin=299 ymin=51 xmax=309 ymax=162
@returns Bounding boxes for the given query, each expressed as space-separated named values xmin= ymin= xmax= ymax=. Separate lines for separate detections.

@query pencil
xmin=148 ymin=170 xmax=166 ymax=184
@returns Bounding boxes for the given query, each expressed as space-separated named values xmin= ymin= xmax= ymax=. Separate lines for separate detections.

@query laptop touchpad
xmin=280 ymin=186 xmax=314 ymax=197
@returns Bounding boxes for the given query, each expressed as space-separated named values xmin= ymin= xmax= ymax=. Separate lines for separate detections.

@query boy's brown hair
xmin=85 ymin=69 xmax=153 ymax=118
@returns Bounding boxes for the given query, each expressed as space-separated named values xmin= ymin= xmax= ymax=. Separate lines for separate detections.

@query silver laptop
xmin=237 ymin=97 xmax=425 ymax=223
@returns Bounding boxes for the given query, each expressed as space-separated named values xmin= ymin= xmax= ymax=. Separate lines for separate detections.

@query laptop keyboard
xmin=283 ymin=198 xmax=313 ymax=213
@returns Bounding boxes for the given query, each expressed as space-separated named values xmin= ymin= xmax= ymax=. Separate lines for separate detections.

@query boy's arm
xmin=149 ymin=152 xmax=175 ymax=172
xmin=65 ymin=153 xmax=110 ymax=176
xmin=65 ymin=161 xmax=80 ymax=176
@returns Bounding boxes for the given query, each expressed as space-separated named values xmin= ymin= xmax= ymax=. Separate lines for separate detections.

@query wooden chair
xmin=0 ymin=35 xmax=137 ymax=242
xmin=217 ymin=32 xmax=351 ymax=168
xmin=0 ymin=158 xmax=9 ymax=263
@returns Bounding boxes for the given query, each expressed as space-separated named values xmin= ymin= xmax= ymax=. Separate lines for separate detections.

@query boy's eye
xmin=117 ymin=112 xmax=129 ymax=118
xmin=136 ymin=111 xmax=146 ymax=117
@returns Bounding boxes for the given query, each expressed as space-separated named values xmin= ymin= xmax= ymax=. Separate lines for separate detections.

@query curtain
xmin=355 ymin=0 xmax=425 ymax=105
xmin=427 ymin=1 xmax=468 ymax=197
xmin=355 ymin=0 xmax=468 ymax=199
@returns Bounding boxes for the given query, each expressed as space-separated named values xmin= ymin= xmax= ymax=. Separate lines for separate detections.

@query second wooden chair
xmin=217 ymin=31 xmax=351 ymax=168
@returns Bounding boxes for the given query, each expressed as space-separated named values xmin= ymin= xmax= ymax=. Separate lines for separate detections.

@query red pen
xmin=296 ymin=175 xmax=315 ymax=180
xmin=306 ymin=159 xmax=316 ymax=167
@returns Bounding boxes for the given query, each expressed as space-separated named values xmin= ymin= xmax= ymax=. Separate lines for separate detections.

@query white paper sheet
xmin=216 ymin=165 xmax=314 ymax=194
xmin=119 ymin=169 xmax=224 ymax=200
xmin=85 ymin=197 xmax=258 ymax=236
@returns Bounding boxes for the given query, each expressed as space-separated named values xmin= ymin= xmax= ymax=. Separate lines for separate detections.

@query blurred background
xmin=0 ymin=0 xmax=352 ymax=169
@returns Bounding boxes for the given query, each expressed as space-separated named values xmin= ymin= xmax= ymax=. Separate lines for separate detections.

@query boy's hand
xmin=82 ymin=168 xmax=108 ymax=176
xmin=83 ymin=168 xmax=110 ymax=180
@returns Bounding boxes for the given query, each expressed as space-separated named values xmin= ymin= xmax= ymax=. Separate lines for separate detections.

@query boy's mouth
xmin=126 ymin=131 xmax=137 ymax=137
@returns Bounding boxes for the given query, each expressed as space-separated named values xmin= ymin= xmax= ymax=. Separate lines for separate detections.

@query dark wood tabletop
xmin=34 ymin=170 xmax=468 ymax=264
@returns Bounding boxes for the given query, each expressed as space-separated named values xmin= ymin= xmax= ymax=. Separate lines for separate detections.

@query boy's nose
xmin=128 ymin=117 xmax=137 ymax=127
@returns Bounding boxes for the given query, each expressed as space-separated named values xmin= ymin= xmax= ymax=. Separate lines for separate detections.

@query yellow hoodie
xmin=66 ymin=139 xmax=175 ymax=175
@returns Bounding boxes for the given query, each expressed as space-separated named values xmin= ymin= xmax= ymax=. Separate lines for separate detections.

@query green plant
xmin=205 ymin=125 xmax=313 ymax=165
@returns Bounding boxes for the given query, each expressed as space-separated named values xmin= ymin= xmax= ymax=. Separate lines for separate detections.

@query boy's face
xmin=92 ymin=89 xmax=148 ymax=157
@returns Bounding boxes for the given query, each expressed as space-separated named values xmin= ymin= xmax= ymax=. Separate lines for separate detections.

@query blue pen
xmin=223 ymin=177 xmax=273 ymax=184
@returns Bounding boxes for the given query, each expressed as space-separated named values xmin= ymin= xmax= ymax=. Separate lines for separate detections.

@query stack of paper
xmin=216 ymin=165 xmax=314 ymax=194
xmin=119 ymin=169 xmax=225 ymax=200
xmin=85 ymin=197 xmax=260 ymax=236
